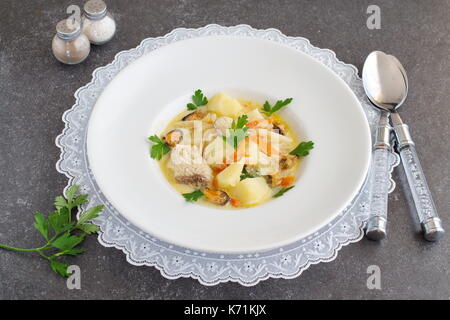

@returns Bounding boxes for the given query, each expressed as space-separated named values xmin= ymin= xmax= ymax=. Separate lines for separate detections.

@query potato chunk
xmin=229 ymin=177 xmax=271 ymax=206
xmin=216 ymin=163 xmax=244 ymax=189
xmin=207 ymin=93 xmax=243 ymax=118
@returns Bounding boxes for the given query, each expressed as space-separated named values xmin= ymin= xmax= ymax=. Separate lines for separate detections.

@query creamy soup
xmin=149 ymin=91 xmax=313 ymax=209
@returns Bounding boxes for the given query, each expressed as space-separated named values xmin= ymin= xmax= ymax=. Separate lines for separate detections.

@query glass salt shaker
xmin=52 ymin=19 xmax=90 ymax=65
xmin=82 ymin=0 xmax=116 ymax=45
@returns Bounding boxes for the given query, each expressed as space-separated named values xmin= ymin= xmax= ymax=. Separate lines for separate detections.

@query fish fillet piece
xmin=168 ymin=144 xmax=212 ymax=188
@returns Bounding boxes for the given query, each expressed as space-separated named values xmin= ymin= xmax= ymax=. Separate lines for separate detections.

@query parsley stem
xmin=0 ymin=229 xmax=75 ymax=253
xmin=0 ymin=243 xmax=47 ymax=252
xmin=37 ymin=250 xmax=51 ymax=260
xmin=67 ymin=205 xmax=72 ymax=223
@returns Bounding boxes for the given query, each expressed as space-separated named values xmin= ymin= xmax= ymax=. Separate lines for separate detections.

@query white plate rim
xmin=86 ymin=35 xmax=372 ymax=253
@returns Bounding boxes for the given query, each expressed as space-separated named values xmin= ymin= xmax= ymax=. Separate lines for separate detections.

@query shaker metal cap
xmin=56 ymin=19 xmax=81 ymax=40
xmin=84 ymin=0 xmax=107 ymax=20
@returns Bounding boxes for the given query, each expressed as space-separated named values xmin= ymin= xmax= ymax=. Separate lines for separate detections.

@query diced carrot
xmin=246 ymin=119 xmax=271 ymax=128
xmin=230 ymin=198 xmax=241 ymax=208
xmin=246 ymin=120 xmax=261 ymax=128
xmin=213 ymin=163 xmax=228 ymax=174
xmin=212 ymin=177 xmax=218 ymax=189
xmin=266 ymin=143 xmax=273 ymax=156
xmin=281 ymin=176 xmax=295 ymax=187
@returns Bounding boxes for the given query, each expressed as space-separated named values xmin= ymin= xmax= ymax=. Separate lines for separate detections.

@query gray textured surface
xmin=0 ymin=0 xmax=449 ymax=300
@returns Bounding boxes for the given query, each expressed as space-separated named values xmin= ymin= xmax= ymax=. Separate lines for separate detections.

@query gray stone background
xmin=0 ymin=0 xmax=449 ymax=299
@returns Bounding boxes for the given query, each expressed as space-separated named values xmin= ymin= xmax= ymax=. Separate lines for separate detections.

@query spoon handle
xmin=365 ymin=112 xmax=391 ymax=240
xmin=391 ymin=112 xmax=445 ymax=241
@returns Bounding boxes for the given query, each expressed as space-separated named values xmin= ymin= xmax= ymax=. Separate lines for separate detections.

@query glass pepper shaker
xmin=52 ymin=19 xmax=90 ymax=65
xmin=82 ymin=0 xmax=116 ymax=45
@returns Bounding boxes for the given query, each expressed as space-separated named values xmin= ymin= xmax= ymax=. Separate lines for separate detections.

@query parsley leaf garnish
xmin=0 ymin=185 xmax=104 ymax=278
xmin=33 ymin=213 xmax=49 ymax=240
xmin=262 ymin=98 xmax=293 ymax=116
xmin=234 ymin=115 xmax=248 ymax=129
xmin=51 ymin=233 xmax=85 ymax=251
xmin=182 ymin=190 xmax=204 ymax=202
xmin=187 ymin=89 xmax=208 ymax=110
xmin=273 ymin=186 xmax=295 ymax=198
xmin=290 ymin=141 xmax=314 ymax=157
xmin=77 ymin=205 xmax=104 ymax=225
xmin=187 ymin=103 xmax=197 ymax=110
xmin=240 ymin=167 xmax=260 ymax=181
xmin=50 ymin=260 xmax=70 ymax=277
xmin=223 ymin=115 xmax=249 ymax=149
xmin=149 ymin=135 xmax=171 ymax=160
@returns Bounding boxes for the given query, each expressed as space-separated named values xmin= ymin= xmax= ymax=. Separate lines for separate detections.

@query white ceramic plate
xmin=87 ymin=36 xmax=371 ymax=253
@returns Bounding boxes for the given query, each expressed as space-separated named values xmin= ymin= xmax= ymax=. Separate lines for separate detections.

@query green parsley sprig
xmin=0 ymin=185 xmax=103 ymax=278
xmin=182 ymin=190 xmax=204 ymax=202
xmin=187 ymin=89 xmax=208 ymax=110
xmin=290 ymin=141 xmax=314 ymax=157
xmin=240 ymin=167 xmax=260 ymax=181
xmin=149 ymin=135 xmax=171 ymax=160
xmin=223 ymin=115 xmax=249 ymax=149
xmin=262 ymin=98 xmax=293 ymax=116
xmin=273 ymin=186 xmax=295 ymax=198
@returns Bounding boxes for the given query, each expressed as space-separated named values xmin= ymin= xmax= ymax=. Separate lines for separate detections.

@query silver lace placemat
xmin=56 ymin=24 xmax=400 ymax=286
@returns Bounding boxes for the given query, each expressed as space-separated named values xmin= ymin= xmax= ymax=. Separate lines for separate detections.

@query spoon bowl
xmin=388 ymin=54 xmax=409 ymax=95
xmin=362 ymin=51 xmax=408 ymax=112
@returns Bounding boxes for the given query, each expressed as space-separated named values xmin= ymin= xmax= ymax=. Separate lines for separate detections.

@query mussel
xmin=163 ymin=129 xmax=183 ymax=147
xmin=279 ymin=154 xmax=298 ymax=170
xmin=203 ymin=189 xmax=230 ymax=206
xmin=182 ymin=110 xmax=206 ymax=121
